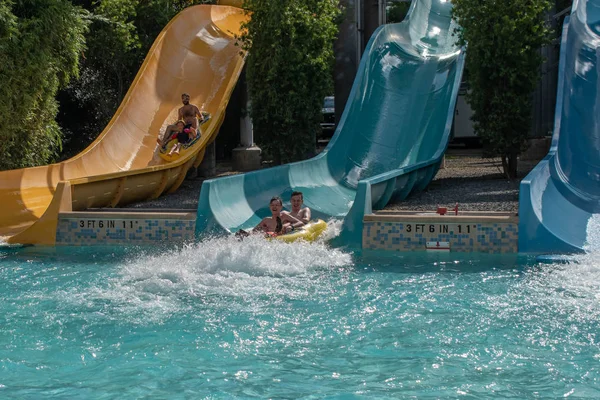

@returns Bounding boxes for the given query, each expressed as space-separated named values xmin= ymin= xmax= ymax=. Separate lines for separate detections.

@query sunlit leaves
xmin=0 ymin=0 xmax=88 ymax=170
xmin=452 ymin=0 xmax=551 ymax=178
xmin=238 ymin=0 xmax=341 ymax=164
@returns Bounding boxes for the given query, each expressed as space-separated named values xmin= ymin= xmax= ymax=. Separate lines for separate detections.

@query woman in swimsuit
xmin=243 ymin=196 xmax=303 ymax=237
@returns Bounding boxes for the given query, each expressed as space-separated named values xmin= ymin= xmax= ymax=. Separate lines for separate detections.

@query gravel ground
xmin=123 ymin=148 xmax=540 ymax=212
xmin=385 ymin=149 xmax=539 ymax=213
xmin=123 ymin=163 xmax=238 ymax=210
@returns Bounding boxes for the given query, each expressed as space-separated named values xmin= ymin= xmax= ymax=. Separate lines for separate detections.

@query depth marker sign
xmin=426 ymin=241 xmax=450 ymax=252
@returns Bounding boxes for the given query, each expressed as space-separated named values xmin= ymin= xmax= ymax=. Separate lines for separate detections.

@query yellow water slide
xmin=0 ymin=4 xmax=248 ymax=245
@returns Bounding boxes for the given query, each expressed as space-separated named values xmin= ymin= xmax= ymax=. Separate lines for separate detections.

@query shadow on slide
xmin=196 ymin=0 xmax=466 ymax=246
xmin=519 ymin=0 xmax=600 ymax=254
xmin=0 ymin=5 xmax=247 ymax=245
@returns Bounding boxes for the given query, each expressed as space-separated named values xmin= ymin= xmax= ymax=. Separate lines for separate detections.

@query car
xmin=319 ymin=96 xmax=335 ymax=143
xmin=451 ymin=82 xmax=481 ymax=148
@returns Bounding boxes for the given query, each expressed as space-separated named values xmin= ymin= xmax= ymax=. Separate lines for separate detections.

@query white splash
xmin=59 ymin=235 xmax=353 ymax=323
xmin=0 ymin=238 xmax=22 ymax=248
xmin=584 ymin=213 xmax=600 ymax=253
xmin=513 ymin=215 xmax=600 ymax=326
xmin=317 ymin=218 xmax=344 ymax=242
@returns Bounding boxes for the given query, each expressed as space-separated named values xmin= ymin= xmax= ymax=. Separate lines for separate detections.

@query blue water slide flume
xmin=519 ymin=0 xmax=600 ymax=254
xmin=196 ymin=0 xmax=466 ymax=245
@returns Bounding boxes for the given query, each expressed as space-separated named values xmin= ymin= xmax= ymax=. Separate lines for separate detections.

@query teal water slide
xmin=196 ymin=0 xmax=465 ymax=245
xmin=519 ymin=0 xmax=600 ymax=254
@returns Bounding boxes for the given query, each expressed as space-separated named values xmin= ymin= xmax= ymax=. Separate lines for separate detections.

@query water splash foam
xmin=584 ymin=213 xmax=600 ymax=253
xmin=60 ymin=235 xmax=354 ymax=323
xmin=512 ymin=215 xmax=600 ymax=326
xmin=317 ymin=218 xmax=344 ymax=242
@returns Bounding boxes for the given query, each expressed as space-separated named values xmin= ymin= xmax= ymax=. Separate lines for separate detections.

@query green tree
xmin=57 ymin=0 xmax=140 ymax=158
xmin=555 ymin=0 xmax=572 ymax=11
xmin=238 ymin=0 xmax=340 ymax=164
xmin=387 ymin=1 xmax=410 ymax=24
xmin=0 ymin=2 xmax=17 ymax=39
xmin=452 ymin=0 xmax=551 ymax=179
xmin=0 ymin=0 xmax=88 ymax=170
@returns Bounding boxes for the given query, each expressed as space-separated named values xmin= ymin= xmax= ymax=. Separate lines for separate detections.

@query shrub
xmin=0 ymin=0 xmax=88 ymax=170
xmin=237 ymin=0 xmax=340 ymax=164
xmin=452 ymin=0 xmax=551 ymax=178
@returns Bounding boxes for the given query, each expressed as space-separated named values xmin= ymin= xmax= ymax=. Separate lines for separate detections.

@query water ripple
xmin=0 ymin=238 xmax=599 ymax=398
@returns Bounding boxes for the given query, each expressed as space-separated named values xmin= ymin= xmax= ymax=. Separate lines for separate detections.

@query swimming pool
xmin=1 ymin=235 xmax=599 ymax=398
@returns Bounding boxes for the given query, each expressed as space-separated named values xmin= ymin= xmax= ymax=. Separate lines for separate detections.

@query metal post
xmin=232 ymin=68 xmax=262 ymax=171
xmin=198 ymin=140 xmax=216 ymax=177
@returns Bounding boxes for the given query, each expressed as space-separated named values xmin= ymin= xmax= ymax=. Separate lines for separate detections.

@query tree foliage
xmin=238 ymin=0 xmax=340 ymax=164
xmin=387 ymin=1 xmax=410 ymax=24
xmin=452 ymin=0 xmax=551 ymax=179
xmin=0 ymin=0 xmax=215 ymax=169
xmin=0 ymin=0 xmax=88 ymax=170
xmin=556 ymin=0 xmax=572 ymax=11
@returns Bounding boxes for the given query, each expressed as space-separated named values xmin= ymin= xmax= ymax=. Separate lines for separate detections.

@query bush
xmin=452 ymin=0 xmax=551 ymax=178
xmin=387 ymin=1 xmax=410 ymax=24
xmin=237 ymin=0 xmax=340 ymax=164
xmin=0 ymin=0 xmax=88 ymax=170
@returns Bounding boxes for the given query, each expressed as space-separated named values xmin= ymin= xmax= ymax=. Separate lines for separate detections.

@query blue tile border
xmin=362 ymin=214 xmax=518 ymax=253
xmin=56 ymin=214 xmax=196 ymax=246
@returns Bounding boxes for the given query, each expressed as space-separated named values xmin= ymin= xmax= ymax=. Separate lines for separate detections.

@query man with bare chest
xmin=283 ymin=191 xmax=311 ymax=225
xmin=178 ymin=93 xmax=204 ymax=130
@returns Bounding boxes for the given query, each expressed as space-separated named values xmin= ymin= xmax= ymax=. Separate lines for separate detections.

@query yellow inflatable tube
xmin=274 ymin=219 xmax=327 ymax=243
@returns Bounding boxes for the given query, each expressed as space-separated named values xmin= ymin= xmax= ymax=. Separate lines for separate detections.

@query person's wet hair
xmin=291 ymin=191 xmax=303 ymax=199
xmin=270 ymin=196 xmax=283 ymax=206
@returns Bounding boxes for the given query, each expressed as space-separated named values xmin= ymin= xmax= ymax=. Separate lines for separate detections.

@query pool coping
xmin=366 ymin=210 xmax=518 ymax=224
xmin=59 ymin=210 xmax=196 ymax=220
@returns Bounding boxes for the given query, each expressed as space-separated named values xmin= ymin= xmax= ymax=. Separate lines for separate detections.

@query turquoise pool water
xmin=1 ymin=235 xmax=599 ymax=398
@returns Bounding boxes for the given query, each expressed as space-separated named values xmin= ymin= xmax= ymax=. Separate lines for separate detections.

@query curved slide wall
xmin=0 ymin=5 xmax=248 ymax=245
xmin=196 ymin=0 xmax=465 ymax=244
xmin=519 ymin=0 xmax=600 ymax=254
